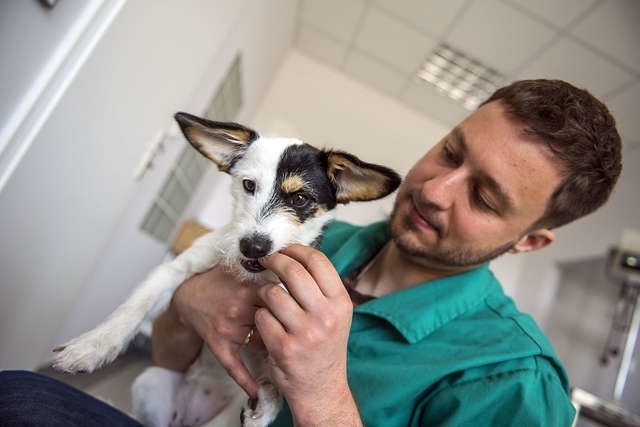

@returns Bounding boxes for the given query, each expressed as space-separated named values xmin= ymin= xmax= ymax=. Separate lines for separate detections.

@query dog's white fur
xmin=52 ymin=114 xmax=399 ymax=427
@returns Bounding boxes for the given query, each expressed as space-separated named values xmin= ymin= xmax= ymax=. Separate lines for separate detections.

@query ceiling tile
xmin=299 ymin=0 xmax=367 ymax=43
xmin=400 ymin=78 xmax=469 ymax=127
xmin=570 ymin=0 xmax=640 ymax=74
xmin=296 ymin=24 xmax=348 ymax=68
xmin=344 ymin=50 xmax=409 ymax=97
xmin=292 ymin=0 xmax=636 ymax=155
xmin=606 ymin=82 xmax=640 ymax=149
xmin=446 ymin=0 xmax=556 ymax=74
xmin=505 ymin=0 xmax=598 ymax=28
xmin=517 ymin=37 xmax=634 ymax=98
xmin=373 ymin=0 xmax=468 ymax=38
xmin=354 ymin=7 xmax=437 ymax=74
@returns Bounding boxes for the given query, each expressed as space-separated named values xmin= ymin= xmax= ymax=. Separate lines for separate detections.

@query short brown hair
xmin=482 ymin=79 xmax=622 ymax=230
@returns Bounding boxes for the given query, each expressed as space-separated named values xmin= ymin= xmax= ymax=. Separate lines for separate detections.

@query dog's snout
xmin=239 ymin=233 xmax=272 ymax=259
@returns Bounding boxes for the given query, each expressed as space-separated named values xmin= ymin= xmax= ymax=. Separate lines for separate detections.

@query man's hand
xmin=257 ymin=245 xmax=362 ymax=426
xmin=153 ymin=266 xmax=264 ymax=398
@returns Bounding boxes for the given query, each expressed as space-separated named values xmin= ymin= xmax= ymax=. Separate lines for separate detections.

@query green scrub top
xmin=272 ymin=220 xmax=576 ymax=426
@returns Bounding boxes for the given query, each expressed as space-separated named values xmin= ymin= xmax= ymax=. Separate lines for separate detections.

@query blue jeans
xmin=0 ymin=370 xmax=142 ymax=426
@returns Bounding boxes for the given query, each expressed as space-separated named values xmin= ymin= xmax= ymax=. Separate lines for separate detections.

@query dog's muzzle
xmin=239 ymin=233 xmax=272 ymax=273
xmin=240 ymin=259 xmax=266 ymax=273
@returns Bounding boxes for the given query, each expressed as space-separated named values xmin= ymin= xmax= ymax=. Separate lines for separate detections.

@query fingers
xmin=253 ymin=246 xmax=354 ymax=408
xmin=210 ymin=342 xmax=259 ymax=398
xmin=213 ymin=304 xmax=259 ymax=345
xmin=282 ymin=244 xmax=343 ymax=298
xmin=259 ymin=253 xmax=324 ymax=312
xmin=254 ymin=307 xmax=287 ymax=357
xmin=257 ymin=244 xmax=350 ymax=337
xmin=261 ymin=244 xmax=345 ymax=300
xmin=257 ymin=284 xmax=307 ymax=334
xmin=168 ymin=266 xmax=266 ymax=397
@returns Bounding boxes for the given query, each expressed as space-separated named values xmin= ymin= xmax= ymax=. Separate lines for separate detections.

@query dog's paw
xmin=51 ymin=329 xmax=122 ymax=373
xmin=240 ymin=381 xmax=282 ymax=427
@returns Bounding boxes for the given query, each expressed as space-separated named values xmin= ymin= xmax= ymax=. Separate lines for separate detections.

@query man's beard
xmin=389 ymin=203 xmax=517 ymax=269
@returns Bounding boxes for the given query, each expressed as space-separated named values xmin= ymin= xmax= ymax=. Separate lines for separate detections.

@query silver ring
xmin=242 ymin=327 xmax=255 ymax=345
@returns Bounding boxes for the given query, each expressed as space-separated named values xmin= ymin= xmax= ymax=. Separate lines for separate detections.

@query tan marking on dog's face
xmin=281 ymin=174 xmax=307 ymax=194
xmin=315 ymin=205 xmax=328 ymax=216
xmin=274 ymin=206 xmax=303 ymax=226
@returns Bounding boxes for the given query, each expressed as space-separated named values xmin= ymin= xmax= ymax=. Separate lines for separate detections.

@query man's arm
xmin=151 ymin=298 xmax=203 ymax=371
xmin=258 ymin=245 xmax=363 ymax=427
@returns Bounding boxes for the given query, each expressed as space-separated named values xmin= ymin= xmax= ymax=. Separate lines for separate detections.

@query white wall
xmin=0 ymin=0 xmax=97 ymax=145
xmin=0 ymin=0 xmax=297 ymax=370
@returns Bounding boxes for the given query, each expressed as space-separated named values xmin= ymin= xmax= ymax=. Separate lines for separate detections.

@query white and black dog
xmin=52 ymin=112 xmax=400 ymax=427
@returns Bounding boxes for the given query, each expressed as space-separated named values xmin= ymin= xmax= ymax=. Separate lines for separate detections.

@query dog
xmin=52 ymin=112 xmax=401 ymax=426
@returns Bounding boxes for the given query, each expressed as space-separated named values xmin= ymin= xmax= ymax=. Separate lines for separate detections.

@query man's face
xmin=390 ymin=101 xmax=562 ymax=271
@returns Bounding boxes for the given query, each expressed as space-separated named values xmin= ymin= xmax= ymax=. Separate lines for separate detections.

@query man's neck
xmin=354 ymin=242 xmax=469 ymax=297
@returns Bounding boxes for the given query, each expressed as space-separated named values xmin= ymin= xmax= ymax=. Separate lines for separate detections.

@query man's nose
xmin=421 ymin=170 xmax=464 ymax=210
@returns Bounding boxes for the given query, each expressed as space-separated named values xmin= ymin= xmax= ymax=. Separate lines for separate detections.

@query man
xmin=153 ymin=79 xmax=622 ymax=426
xmin=0 ymin=80 xmax=620 ymax=426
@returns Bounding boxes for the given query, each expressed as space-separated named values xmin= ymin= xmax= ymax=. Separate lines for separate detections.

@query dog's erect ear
xmin=326 ymin=151 xmax=401 ymax=203
xmin=174 ymin=112 xmax=258 ymax=172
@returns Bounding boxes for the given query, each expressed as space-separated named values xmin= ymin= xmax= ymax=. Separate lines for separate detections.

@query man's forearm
xmin=151 ymin=300 xmax=203 ymax=371
xmin=289 ymin=382 xmax=363 ymax=427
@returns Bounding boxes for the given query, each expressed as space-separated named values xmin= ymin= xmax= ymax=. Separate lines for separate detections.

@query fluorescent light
xmin=417 ymin=43 xmax=506 ymax=110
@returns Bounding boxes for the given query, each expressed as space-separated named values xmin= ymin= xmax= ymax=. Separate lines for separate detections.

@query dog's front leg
xmin=52 ymin=229 xmax=227 ymax=373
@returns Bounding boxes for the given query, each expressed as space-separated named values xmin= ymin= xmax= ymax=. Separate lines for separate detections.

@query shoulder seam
xmin=485 ymin=298 xmax=544 ymax=356
xmin=429 ymin=362 xmax=562 ymax=399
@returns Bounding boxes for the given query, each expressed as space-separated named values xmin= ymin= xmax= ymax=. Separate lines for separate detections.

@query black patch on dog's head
xmin=261 ymin=144 xmax=337 ymax=223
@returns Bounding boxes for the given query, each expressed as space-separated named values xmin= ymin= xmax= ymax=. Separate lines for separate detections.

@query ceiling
xmin=293 ymin=0 xmax=640 ymax=149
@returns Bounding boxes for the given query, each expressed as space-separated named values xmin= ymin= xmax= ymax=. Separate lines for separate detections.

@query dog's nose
xmin=239 ymin=233 xmax=272 ymax=259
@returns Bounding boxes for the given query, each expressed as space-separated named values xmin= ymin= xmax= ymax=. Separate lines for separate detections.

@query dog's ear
xmin=174 ymin=112 xmax=258 ymax=172
xmin=326 ymin=151 xmax=401 ymax=203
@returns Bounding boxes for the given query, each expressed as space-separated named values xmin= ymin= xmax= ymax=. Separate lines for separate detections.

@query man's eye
xmin=474 ymin=190 xmax=496 ymax=213
xmin=442 ymin=144 xmax=459 ymax=164
xmin=290 ymin=193 xmax=310 ymax=207
xmin=242 ymin=179 xmax=256 ymax=194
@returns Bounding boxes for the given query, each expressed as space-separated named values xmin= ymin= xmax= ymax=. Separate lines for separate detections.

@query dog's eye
xmin=290 ymin=192 xmax=309 ymax=208
xmin=242 ymin=179 xmax=256 ymax=194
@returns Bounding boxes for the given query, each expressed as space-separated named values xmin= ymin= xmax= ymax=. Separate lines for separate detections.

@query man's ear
xmin=174 ymin=112 xmax=258 ymax=172
xmin=325 ymin=151 xmax=401 ymax=203
xmin=510 ymin=229 xmax=556 ymax=254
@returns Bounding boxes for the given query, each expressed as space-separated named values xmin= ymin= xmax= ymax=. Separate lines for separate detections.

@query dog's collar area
xmin=241 ymin=258 xmax=266 ymax=273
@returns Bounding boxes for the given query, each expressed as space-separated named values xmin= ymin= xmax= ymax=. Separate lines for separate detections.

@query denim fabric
xmin=0 ymin=370 xmax=142 ymax=427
